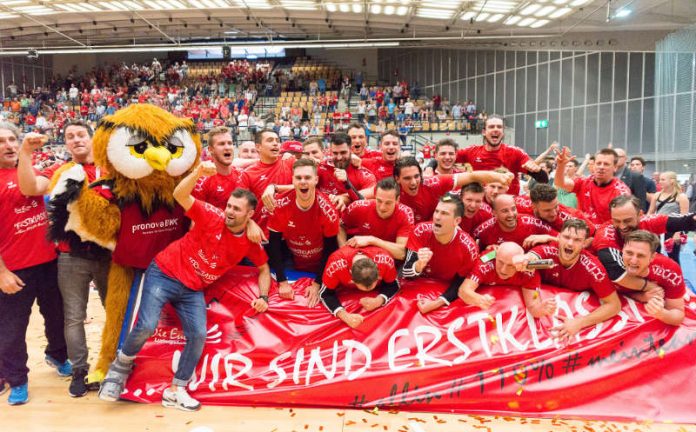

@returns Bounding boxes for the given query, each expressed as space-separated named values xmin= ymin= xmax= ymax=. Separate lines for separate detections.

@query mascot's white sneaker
xmin=162 ymin=387 xmax=201 ymax=412
xmin=98 ymin=358 xmax=133 ymax=402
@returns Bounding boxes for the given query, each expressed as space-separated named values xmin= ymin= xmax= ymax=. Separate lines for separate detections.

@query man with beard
xmin=449 ymin=242 xmax=542 ymax=316
xmin=459 ymin=182 xmax=493 ymax=235
xmin=347 ymin=123 xmax=380 ymax=158
xmin=592 ymin=195 xmax=696 ymax=292
xmin=514 ymin=219 xmax=621 ymax=341
xmin=192 ymin=126 xmax=242 ymax=210
xmin=619 ymin=230 xmax=685 ymax=326
xmin=473 ymin=194 xmax=556 ymax=251
xmin=17 ymin=120 xmax=109 ymax=397
xmin=266 ymin=158 xmax=340 ymax=308
xmin=339 ymin=178 xmax=414 ymax=260
xmin=361 ymin=130 xmax=401 ymax=181
xmin=555 ymin=147 xmax=631 ymax=224
xmin=395 ymin=156 xmax=513 ymax=223
xmin=516 ymin=184 xmax=597 ymax=236
xmin=320 ymin=245 xmax=399 ymax=328
xmin=99 ymin=163 xmax=270 ymax=410
xmin=401 ymin=195 xmax=479 ymax=314
xmin=425 ymin=115 xmax=545 ymax=195
xmin=317 ymin=132 xmax=376 ymax=211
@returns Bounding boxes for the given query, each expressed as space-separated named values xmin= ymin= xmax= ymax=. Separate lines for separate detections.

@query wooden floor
xmin=2 ymin=290 xmax=694 ymax=432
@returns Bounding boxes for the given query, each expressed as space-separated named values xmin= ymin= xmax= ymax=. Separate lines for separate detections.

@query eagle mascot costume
xmin=49 ymin=104 xmax=201 ymax=385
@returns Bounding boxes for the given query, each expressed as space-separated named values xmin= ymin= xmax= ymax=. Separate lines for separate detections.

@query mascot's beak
xmin=143 ymin=146 xmax=172 ymax=171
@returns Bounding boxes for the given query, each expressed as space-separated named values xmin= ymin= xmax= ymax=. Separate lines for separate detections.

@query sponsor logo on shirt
xmin=325 ymin=257 xmax=348 ymax=279
xmin=652 ymin=264 xmax=683 ymax=288
xmin=13 ymin=211 xmax=48 ymax=234
xmin=14 ymin=200 xmax=38 ymax=214
xmin=131 ymin=218 xmax=180 ymax=234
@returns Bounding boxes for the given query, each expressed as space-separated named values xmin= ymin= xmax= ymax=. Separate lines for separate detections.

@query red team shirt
xmin=459 ymin=207 xmax=493 ymax=236
xmin=0 ymin=168 xmax=57 ymax=270
xmin=400 ymin=175 xmax=456 ymax=223
xmin=361 ymin=157 xmax=396 ymax=181
xmin=612 ymin=253 xmax=685 ymax=300
xmin=156 ymin=200 xmax=267 ymax=290
xmin=322 ymin=246 xmax=397 ymax=290
xmin=317 ymin=162 xmax=376 ymax=198
xmin=469 ymin=256 xmax=541 ymax=290
xmin=267 ymin=190 xmax=340 ymax=271
xmin=529 ymin=243 xmax=615 ymax=299
xmin=473 ymin=215 xmax=555 ymax=250
xmin=592 ymin=214 xmax=669 ymax=252
xmin=239 ymin=157 xmax=295 ymax=223
xmin=572 ymin=176 xmax=631 ymax=224
xmin=192 ymin=168 xmax=242 ymax=210
xmin=342 ymin=199 xmax=414 ymax=242
xmin=516 ymin=196 xmax=597 ymax=235
xmin=455 ymin=143 xmax=531 ymax=195
xmin=406 ymin=223 xmax=479 ymax=281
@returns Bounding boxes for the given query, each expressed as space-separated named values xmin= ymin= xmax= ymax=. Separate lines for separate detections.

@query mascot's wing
xmin=48 ymin=164 xmax=120 ymax=251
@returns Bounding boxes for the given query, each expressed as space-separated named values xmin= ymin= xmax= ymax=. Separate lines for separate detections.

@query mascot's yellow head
xmin=93 ymin=104 xmax=201 ymax=214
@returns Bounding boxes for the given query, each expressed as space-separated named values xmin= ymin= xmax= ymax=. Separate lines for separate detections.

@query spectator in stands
xmin=647 ymin=171 xmax=690 ymax=264
xmin=629 ymin=156 xmax=657 ymax=211
xmin=1 ymin=122 xmax=70 ymax=406
xmin=614 ymin=148 xmax=648 ymax=211
xmin=266 ymin=158 xmax=339 ymax=308
xmin=319 ymin=245 xmax=399 ymax=328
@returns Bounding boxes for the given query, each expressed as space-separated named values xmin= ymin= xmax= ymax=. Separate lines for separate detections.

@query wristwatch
xmin=259 ymin=295 xmax=269 ymax=303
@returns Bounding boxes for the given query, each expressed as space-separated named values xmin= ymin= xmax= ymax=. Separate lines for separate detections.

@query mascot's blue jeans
xmin=121 ymin=262 xmax=206 ymax=387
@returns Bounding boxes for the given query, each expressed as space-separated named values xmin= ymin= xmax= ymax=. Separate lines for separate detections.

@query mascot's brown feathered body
xmin=49 ymin=104 xmax=201 ymax=383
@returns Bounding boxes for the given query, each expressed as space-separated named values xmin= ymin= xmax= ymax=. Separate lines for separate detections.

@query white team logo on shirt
xmin=7 ymin=181 xmax=17 ymax=189
xmin=259 ymin=175 xmax=268 ymax=181
xmin=362 ymin=223 xmax=371 ymax=230
xmin=216 ymin=186 xmax=224 ymax=192
xmin=288 ymin=220 xmax=296 ymax=228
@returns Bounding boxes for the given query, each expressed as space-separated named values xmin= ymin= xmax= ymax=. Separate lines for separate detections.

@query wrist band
xmin=259 ymin=295 xmax=269 ymax=302
xmin=641 ymin=279 xmax=648 ymax=292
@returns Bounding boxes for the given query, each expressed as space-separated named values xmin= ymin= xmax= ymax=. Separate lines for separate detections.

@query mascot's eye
xmin=133 ymin=142 xmax=148 ymax=154
xmin=167 ymin=143 xmax=180 ymax=154
xmin=166 ymin=134 xmax=185 ymax=158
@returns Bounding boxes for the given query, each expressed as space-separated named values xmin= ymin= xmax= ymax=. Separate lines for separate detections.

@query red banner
xmin=123 ymin=266 xmax=696 ymax=422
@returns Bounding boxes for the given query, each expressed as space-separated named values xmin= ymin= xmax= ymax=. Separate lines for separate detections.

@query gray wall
xmin=378 ymin=48 xmax=659 ymax=162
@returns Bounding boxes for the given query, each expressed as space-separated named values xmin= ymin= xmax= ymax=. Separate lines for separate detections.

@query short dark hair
xmin=351 ymin=258 xmax=379 ymax=288
xmin=254 ymin=128 xmax=278 ymax=145
xmin=394 ymin=156 xmax=421 ymax=178
xmin=439 ymin=193 xmax=464 ymax=218
xmin=483 ymin=114 xmax=504 ymax=129
xmin=330 ymin=132 xmax=351 ymax=147
xmin=567 ymin=159 xmax=580 ymax=168
xmin=561 ymin=218 xmax=589 ymax=239
xmin=231 ymin=188 xmax=258 ymax=211
xmin=63 ymin=119 xmax=94 ymax=138
xmin=609 ymin=195 xmax=641 ymax=212
xmin=303 ymin=136 xmax=324 ymax=149
xmin=597 ymin=148 xmax=619 ymax=164
xmin=624 ymin=230 xmax=660 ymax=253
xmin=435 ymin=138 xmax=458 ymax=153
xmin=381 ymin=129 xmax=400 ymax=141
xmin=376 ymin=177 xmax=400 ymax=198
xmin=347 ymin=122 xmax=365 ymax=134
xmin=293 ymin=157 xmax=317 ymax=173
xmin=630 ymin=156 xmax=646 ymax=167
xmin=461 ymin=182 xmax=484 ymax=195
xmin=530 ymin=183 xmax=558 ymax=203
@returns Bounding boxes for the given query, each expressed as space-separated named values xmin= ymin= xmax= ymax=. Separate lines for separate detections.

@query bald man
xmin=472 ymin=194 xmax=556 ymax=251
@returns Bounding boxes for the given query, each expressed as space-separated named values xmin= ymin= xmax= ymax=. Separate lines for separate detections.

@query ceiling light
xmin=487 ymin=13 xmax=504 ymax=22
xmin=396 ymin=6 xmax=408 ymax=15
xmin=370 ymin=4 xmax=382 ymax=13
xmin=339 ymin=3 xmax=350 ymax=12
xmin=614 ymin=8 xmax=631 ymax=18
xmin=0 ymin=13 xmax=19 ymax=19
xmin=325 ymin=3 xmax=337 ymax=12
xmin=461 ymin=11 xmax=476 ymax=20
xmin=535 ymin=5 xmax=556 ymax=17
xmin=569 ymin=0 xmax=590 ymax=5
xmin=475 ymin=12 xmax=490 ymax=21
xmin=517 ymin=17 xmax=535 ymax=26
xmin=520 ymin=4 xmax=541 ymax=15
xmin=530 ymin=19 xmax=549 ymax=28
xmin=384 ymin=5 xmax=395 ymax=14
xmin=552 ymin=0 xmax=569 ymax=4
xmin=352 ymin=4 xmax=363 ymax=13
xmin=549 ymin=7 xmax=571 ymax=18
xmin=504 ymin=15 xmax=521 ymax=25
xmin=416 ymin=8 xmax=454 ymax=19
xmin=123 ymin=1 xmax=145 ymax=9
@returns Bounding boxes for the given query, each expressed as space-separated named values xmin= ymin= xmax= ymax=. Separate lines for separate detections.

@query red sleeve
xmin=238 ymin=171 xmax=251 ymax=189
xmin=267 ymin=206 xmax=287 ymax=233
xmin=591 ymin=223 xmax=619 ymax=251
xmin=572 ymin=177 xmax=584 ymax=195
xmin=191 ymin=176 xmax=208 ymax=202
xmin=468 ymin=260 xmax=488 ymax=284
xmin=341 ymin=202 xmax=360 ymax=233
xmin=592 ymin=274 xmax=616 ymax=299
xmin=435 ymin=175 xmax=455 ymax=195
xmin=319 ymin=196 xmax=340 ymax=237
xmin=377 ymin=252 xmax=398 ymax=283
xmin=185 ymin=200 xmax=221 ymax=230
xmin=639 ymin=214 xmax=669 ymax=234
xmin=357 ymin=169 xmax=376 ymax=190
xmin=513 ymin=146 xmax=531 ymax=171
xmin=406 ymin=225 xmax=424 ymax=251
xmin=529 ymin=244 xmax=551 ymax=259
xmin=654 ymin=256 xmax=686 ymax=299
xmin=40 ymin=162 xmax=64 ymax=179
xmin=521 ymin=271 xmax=541 ymax=290
xmin=246 ymin=243 xmax=268 ymax=267
xmin=322 ymin=252 xmax=342 ymax=289
xmin=455 ymin=148 xmax=470 ymax=165
xmin=396 ymin=205 xmax=415 ymax=238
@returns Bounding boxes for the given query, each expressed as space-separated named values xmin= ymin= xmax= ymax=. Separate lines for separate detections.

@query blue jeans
xmin=121 ymin=262 xmax=206 ymax=387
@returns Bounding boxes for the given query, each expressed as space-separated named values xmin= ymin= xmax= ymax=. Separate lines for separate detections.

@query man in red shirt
xmin=555 ymin=147 xmax=631 ymax=224
xmin=192 ymin=126 xmax=241 ymax=210
xmin=592 ymin=195 xmax=696 ymax=291
xmin=619 ymin=230 xmax=685 ymax=326
xmin=320 ymin=245 xmax=399 ymax=328
xmin=432 ymin=138 xmax=461 ymax=175
xmin=459 ymin=182 xmax=493 ymax=235
xmin=339 ymin=178 xmax=414 ymax=260
xmin=361 ymin=130 xmax=401 ymax=181
xmin=0 ymin=122 xmax=69 ymax=406
xmin=426 ymin=115 xmax=545 ymax=195
xmin=473 ymin=194 xmax=556 ymax=251
xmin=317 ymin=132 xmax=376 ymax=211
xmin=238 ymin=129 xmax=295 ymax=227
xmin=520 ymin=183 xmax=597 ymax=235
xmin=347 ymin=123 xmax=381 ymax=158
xmin=99 ymin=161 xmax=270 ymax=411
xmin=395 ymin=156 xmax=512 ymax=223
xmin=515 ymin=219 xmax=621 ymax=342
xmin=301 ymin=137 xmax=325 ymax=165
xmin=452 ymin=242 xmax=542 ymax=315
xmin=401 ymin=195 xmax=479 ymax=313
xmin=16 ymin=120 xmax=109 ymax=397
xmin=266 ymin=158 xmax=340 ymax=308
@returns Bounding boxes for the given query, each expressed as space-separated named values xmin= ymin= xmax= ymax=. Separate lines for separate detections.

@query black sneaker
xmin=69 ymin=369 xmax=88 ymax=398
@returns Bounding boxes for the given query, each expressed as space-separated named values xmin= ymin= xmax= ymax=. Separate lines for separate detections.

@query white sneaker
xmin=161 ymin=387 xmax=201 ymax=412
